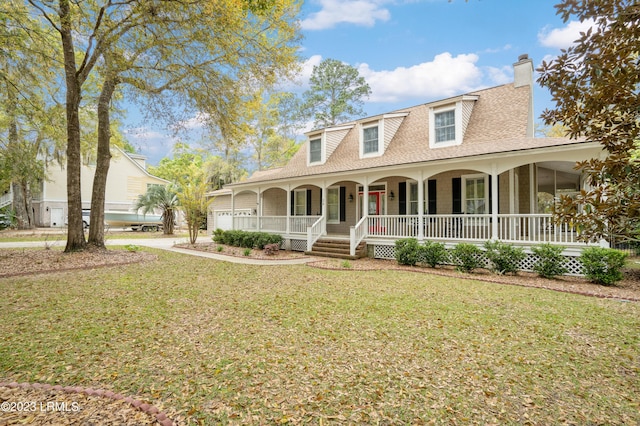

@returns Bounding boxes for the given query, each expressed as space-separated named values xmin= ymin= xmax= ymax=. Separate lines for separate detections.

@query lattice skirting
xmin=372 ymin=244 xmax=585 ymax=276
xmin=289 ymin=239 xmax=308 ymax=252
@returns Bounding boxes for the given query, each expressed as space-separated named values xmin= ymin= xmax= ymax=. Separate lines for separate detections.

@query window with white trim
xmin=434 ymin=110 xmax=455 ymax=143
xmin=294 ymin=190 xmax=306 ymax=216
xmin=327 ymin=187 xmax=339 ymax=223
xmin=309 ymin=138 xmax=322 ymax=163
xmin=363 ymin=125 xmax=379 ymax=154
xmin=463 ymin=174 xmax=487 ymax=214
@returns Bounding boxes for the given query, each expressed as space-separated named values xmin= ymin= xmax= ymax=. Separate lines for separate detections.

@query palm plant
xmin=134 ymin=185 xmax=179 ymax=234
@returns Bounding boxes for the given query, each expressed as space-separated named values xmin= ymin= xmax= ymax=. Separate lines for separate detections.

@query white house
xmin=209 ymin=55 xmax=603 ymax=272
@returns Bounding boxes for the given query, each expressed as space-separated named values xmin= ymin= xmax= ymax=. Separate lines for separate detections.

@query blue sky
xmin=126 ymin=0 xmax=592 ymax=165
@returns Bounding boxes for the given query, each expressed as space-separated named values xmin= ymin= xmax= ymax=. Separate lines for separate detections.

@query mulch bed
xmin=0 ymin=248 xmax=157 ymax=279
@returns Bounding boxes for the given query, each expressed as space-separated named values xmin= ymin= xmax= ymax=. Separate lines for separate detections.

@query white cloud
xmin=301 ymin=0 xmax=391 ymax=30
xmin=538 ymin=19 xmax=595 ymax=49
xmin=357 ymin=52 xmax=485 ymax=103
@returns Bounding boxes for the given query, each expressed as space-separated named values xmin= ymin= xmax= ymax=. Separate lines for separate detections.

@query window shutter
xmin=290 ymin=191 xmax=294 ymax=216
xmin=398 ymin=182 xmax=406 ymax=215
xmin=339 ymin=187 xmax=346 ymax=222
xmin=452 ymin=178 xmax=462 ymax=214
xmin=428 ymin=179 xmax=437 ymax=214
xmin=306 ymin=189 xmax=312 ymax=215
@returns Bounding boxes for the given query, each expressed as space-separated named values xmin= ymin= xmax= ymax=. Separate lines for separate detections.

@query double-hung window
xmin=309 ymin=138 xmax=322 ymax=163
xmin=363 ymin=125 xmax=379 ymax=155
xmin=434 ymin=110 xmax=455 ymax=143
xmin=294 ymin=190 xmax=307 ymax=216
xmin=464 ymin=175 xmax=487 ymax=214
xmin=327 ymin=187 xmax=339 ymax=223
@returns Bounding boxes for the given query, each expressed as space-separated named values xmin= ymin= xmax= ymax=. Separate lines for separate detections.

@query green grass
xmin=1 ymin=249 xmax=639 ymax=425
xmin=0 ymin=230 xmax=190 ymax=242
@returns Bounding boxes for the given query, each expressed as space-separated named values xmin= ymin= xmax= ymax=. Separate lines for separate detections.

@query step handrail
xmin=349 ymin=215 xmax=368 ymax=256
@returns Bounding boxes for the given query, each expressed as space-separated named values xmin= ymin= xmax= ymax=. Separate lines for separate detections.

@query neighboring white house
xmin=32 ymin=146 xmax=169 ymax=227
xmin=209 ymin=55 xmax=603 ymax=271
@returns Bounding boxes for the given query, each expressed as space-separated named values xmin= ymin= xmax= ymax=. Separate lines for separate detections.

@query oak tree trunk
xmin=59 ymin=0 xmax=86 ymax=252
xmin=88 ymin=75 xmax=118 ymax=249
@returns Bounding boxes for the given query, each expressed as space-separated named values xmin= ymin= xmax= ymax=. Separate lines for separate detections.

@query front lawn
xmin=0 ymin=249 xmax=638 ymax=424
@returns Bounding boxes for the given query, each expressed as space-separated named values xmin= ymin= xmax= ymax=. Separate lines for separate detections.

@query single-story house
xmin=208 ymin=55 xmax=603 ymax=273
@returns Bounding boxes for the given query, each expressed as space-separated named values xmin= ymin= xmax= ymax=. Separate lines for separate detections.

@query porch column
xmin=321 ymin=184 xmax=327 ymax=235
xmin=362 ymin=180 xmax=369 ymax=226
xmin=256 ymin=188 xmax=261 ymax=231
xmin=491 ymin=166 xmax=499 ymax=240
xmin=529 ymin=164 xmax=536 ymax=213
xmin=417 ymin=171 xmax=425 ymax=241
xmin=286 ymin=186 xmax=291 ymax=236
xmin=231 ymin=189 xmax=235 ymax=230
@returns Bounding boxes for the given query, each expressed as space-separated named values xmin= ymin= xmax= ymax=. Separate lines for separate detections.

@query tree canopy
xmin=11 ymin=0 xmax=301 ymax=250
xmin=301 ymin=58 xmax=371 ymax=129
xmin=537 ymin=0 xmax=640 ymax=244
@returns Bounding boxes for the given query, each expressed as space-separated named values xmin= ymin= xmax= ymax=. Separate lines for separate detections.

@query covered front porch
xmin=214 ymin=154 xmax=599 ymax=258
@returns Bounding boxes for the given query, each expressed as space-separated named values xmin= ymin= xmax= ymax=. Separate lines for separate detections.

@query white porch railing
xmin=350 ymin=216 xmax=368 ymax=256
xmin=423 ymin=214 xmax=492 ymax=240
xmin=232 ymin=213 xmax=581 ymax=246
xmin=307 ymin=216 xmax=326 ymax=250
xmin=259 ymin=216 xmax=287 ymax=233
xmin=290 ymin=216 xmax=319 ymax=234
xmin=0 ymin=189 xmax=12 ymax=209
xmin=497 ymin=214 xmax=579 ymax=244
xmin=234 ymin=215 xmax=258 ymax=230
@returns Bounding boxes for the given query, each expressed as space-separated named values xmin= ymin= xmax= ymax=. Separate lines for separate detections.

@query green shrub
xmin=419 ymin=241 xmax=448 ymax=268
xmin=341 ymin=260 xmax=352 ymax=268
xmin=212 ymin=228 xmax=225 ymax=243
xmin=211 ymin=230 xmax=283 ymax=249
xmin=217 ymin=245 xmax=224 ymax=252
xmin=580 ymin=247 xmax=628 ymax=285
xmin=451 ymin=243 xmax=483 ymax=273
xmin=532 ymin=243 xmax=568 ymax=279
xmin=483 ymin=240 xmax=526 ymax=275
xmin=243 ymin=248 xmax=252 ymax=256
xmin=395 ymin=238 xmax=420 ymax=266
xmin=124 ymin=244 xmax=140 ymax=252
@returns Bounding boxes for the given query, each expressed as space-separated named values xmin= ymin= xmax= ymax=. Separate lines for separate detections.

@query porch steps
xmin=305 ymin=238 xmax=367 ymax=260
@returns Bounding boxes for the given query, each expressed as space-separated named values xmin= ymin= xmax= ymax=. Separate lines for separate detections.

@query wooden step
xmin=305 ymin=239 xmax=367 ymax=259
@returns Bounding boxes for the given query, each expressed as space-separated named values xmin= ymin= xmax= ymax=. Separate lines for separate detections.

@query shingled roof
xmin=230 ymin=79 xmax=587 ymax=187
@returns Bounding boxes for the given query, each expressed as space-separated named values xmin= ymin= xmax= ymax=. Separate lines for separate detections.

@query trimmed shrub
xmin=580 ymin=247 xmax=628 ymax=285
xmin=532 ymin=243 xmax=568 ymax=279
xmin=211 ymin=230 xmax=283 ymax=249
xmin=395 ymin=238 xmax=421 ymax=266
xmin=451 ymin=243 xmax=483 ymax=273
xmin=483 ymin=240 xmax=526 ymax=275
xmin=419 ymin=241 xmax=448 ymax=268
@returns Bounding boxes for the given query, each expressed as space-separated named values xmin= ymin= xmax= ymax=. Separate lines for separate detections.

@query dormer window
xmin=435 ymin=110 xmax=455 ymax=143
xmin=363 ymin=125 xmax=379 ymax=154
xmin=309 ymin=138 xmax=322 ymax=163
xmin=429 ymin=95 xmax=478 ymax=149
xmin=360 ymin=120 xmax=384 ymax=158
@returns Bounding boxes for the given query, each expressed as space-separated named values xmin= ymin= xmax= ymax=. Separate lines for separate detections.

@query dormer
xmin=306 ymin=124 xmax=354 ymax=166
xmin=428 ymin=95 xmax=478 ymax=148
xmin=358 ymin=113 xmax=408 ymax=159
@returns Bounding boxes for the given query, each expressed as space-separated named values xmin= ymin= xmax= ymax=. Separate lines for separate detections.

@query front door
xmin=368 ymin=192 xmax=380 ymax=215
xmin=358 ymin=187 xmax=386 ymax=219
